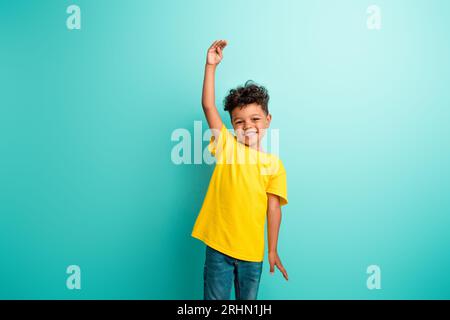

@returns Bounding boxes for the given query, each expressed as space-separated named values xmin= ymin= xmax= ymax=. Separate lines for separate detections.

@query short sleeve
xmin=266 ymin=159 xmax=288 ymax=206
xmin=207 ymin=125 xmax=231 ymax=160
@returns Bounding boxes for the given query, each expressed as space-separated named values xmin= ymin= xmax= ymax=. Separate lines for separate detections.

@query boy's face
xmin=231 ymin=103 xmax=272 ymax=149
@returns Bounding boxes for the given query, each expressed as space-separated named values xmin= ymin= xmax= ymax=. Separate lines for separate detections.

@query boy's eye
xmin=252 ymin=118 xmax=260 ymax=121
xmin=235 ymin=121 xmax=243 ymax=124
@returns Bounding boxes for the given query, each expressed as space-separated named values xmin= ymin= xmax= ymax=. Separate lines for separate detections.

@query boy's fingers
xmin=282 ymin=269 xmax=289 ymax=281
xmin=269 ymin=262 xmax=275 ymax=274
xmin=208 ymin=40 xmax=227 ymax=52
xmin=209 ymin=40 xmax=219 ymax=50
xmin=276 ymin=262 xmax=289 ymax=281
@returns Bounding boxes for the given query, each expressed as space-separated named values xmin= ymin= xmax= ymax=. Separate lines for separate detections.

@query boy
xmin=191 ymin=40 xmax=288 ymax=300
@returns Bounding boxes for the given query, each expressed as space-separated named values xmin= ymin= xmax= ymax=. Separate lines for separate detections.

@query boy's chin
xmin=237 ymin=136 xmax=260 ymax=148
xmin=243 ymin=138 xmax=259 ymax=148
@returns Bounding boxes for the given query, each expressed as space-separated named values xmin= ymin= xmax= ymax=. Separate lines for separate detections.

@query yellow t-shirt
xmin=191 ymin=124 xmax=288 ymax=262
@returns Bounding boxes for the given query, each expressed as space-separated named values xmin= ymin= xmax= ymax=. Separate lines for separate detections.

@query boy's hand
xmin=269 ymin=251 xmax=289 ymax=281
xmin=206 ymin=40 xmax=227 ymax=66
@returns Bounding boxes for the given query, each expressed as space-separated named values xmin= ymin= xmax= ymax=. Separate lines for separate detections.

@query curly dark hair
xmin=223 ymin=80 xmax=269 ymax=116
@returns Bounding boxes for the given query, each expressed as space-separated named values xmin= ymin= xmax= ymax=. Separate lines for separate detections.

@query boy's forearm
xmin=267 ymin=207 xmax=282 ymax=253
xmin=202 ymin=64 xmax=217 ymax=110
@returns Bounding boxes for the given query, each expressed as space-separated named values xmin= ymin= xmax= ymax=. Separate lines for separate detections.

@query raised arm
xmin=202 ymin=40 xmax=227 ymax=135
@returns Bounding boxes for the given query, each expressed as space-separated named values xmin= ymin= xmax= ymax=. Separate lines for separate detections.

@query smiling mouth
xmin=244 ymin=130 xmax=258 ymax=138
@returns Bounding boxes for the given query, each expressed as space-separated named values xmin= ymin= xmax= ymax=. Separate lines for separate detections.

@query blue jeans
xmin=203 ymin=246 xmax=263 ymax=300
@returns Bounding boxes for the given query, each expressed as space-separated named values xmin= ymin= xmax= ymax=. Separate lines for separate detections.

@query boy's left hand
xmin=269 ymin=251 xmax=288 ymax=281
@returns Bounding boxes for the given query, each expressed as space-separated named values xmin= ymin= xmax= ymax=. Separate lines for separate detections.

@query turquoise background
xmin=1 ymin=0 xmax=449 ymax=299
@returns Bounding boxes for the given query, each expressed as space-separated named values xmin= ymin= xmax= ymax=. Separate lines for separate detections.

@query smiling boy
xmin=191 ymin=40 xmax=288 ymax=300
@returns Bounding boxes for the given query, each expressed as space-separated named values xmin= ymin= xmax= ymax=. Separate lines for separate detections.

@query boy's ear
xmin=266 ymin=113 xmax=272 ymax=128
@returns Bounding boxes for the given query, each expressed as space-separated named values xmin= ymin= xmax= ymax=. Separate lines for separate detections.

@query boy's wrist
xmin=205 ymin=63 xmax=218 ymax=69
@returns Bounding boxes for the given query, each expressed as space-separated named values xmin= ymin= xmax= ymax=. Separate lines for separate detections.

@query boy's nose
xmin=243 ymin=121 xmax=253 ymax=130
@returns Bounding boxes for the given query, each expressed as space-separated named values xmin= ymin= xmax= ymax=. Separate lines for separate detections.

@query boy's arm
xmin=267 ymin=193 xmax=289 ymax=281
xmin=202 ymin=40 xmax=227 ymax=135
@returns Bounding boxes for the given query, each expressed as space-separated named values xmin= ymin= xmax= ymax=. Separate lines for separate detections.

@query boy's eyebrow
xmin=233 ymin=114 xmax=264 ymax=121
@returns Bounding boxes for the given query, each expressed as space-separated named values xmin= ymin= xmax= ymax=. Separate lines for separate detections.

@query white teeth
xmin=244 ymin=130 xmax=257 ymax=137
